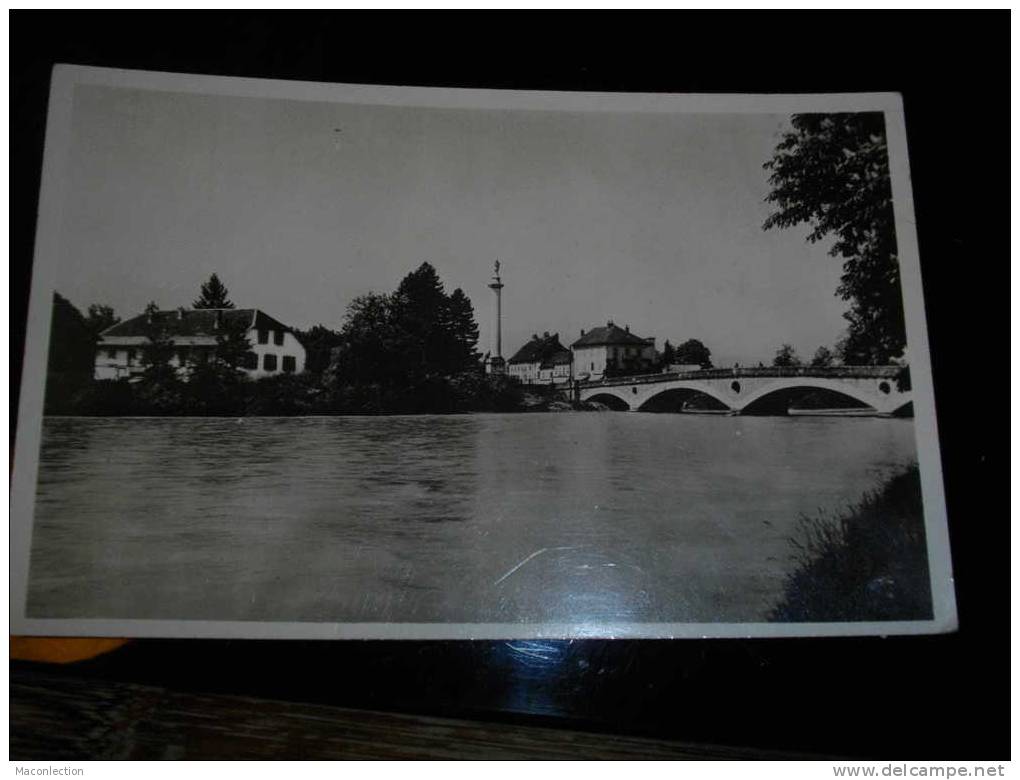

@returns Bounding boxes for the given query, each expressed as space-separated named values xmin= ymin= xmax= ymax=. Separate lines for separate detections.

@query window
xmin=127 ymin=349 xmax=136 ymax=365
xmin=263 ymin=354 xmax=277 ymax=372
xmin=282 ymin=355 xmax=297 ymax=373
xmin=241 ymin=352 xmax=258 ymax=370
xmin=257 ymin=329 xmax=269 ymax=345
xmin=273 ymin=330 xmax=284 ymax=346
xmin=106 ymin=348 xmax=117 ymax=360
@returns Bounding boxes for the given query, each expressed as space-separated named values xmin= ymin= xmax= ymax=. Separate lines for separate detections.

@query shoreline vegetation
xmin=51 ymin=374 xmax=607 ymax=418
xmin=769 ymin=463 xmax=932 ymax=622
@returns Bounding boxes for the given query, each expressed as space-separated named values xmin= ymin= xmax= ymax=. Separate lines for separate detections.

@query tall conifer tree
xmin=193 ymin=273 xmax=235 ymax=309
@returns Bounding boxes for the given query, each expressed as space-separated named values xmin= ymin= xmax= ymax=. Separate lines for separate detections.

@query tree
xmin=193 ymin=273 xmax=235 ymax=309
xmin=183 ymin=321 xmax=251 ymax=414
xmin=84 ymin=304 xmax=119 ymax=338
xmin=326 ymin=263 xmax=486 ymax=412
xmin=773 ymin=343 xmax=801 ymax=367
xmin=444 ymin=288 xmax=480 ymax=371
xmin=674 ymin=339 xmax=713 ymax=368
xmin=387 ymin=262 xmax=482 ymax=378
xmin=213 ymin=320 xmax=252 ymax=373
xmin=45 ymin=293 xmax=96 ymax=412
xmin=391 ymin=262 xmax=451 ymax=376
xmin=138 ymin=303 xmax=178 ymax=389
xmin=660 ymin=340 xmax=676 ymax=368
xmin=810 ymin=346 xmax=835 ymax=367
xmin=330 ymin=292 xmax=399 ymax=387
xmin=763 ymin=113 xmax=905 ymax=364
xmin=294 ymin=325 xmax=345 ymax=375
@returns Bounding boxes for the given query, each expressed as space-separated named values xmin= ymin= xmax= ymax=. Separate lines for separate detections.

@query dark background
xmin=11 ymin=12 xmax=1008 ymax=758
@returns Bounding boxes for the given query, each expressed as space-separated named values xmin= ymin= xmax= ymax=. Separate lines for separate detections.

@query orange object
xmin=10 ymin=637 xmax=129 ymax=664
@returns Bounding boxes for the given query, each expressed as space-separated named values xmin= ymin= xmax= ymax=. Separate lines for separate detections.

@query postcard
xmin=11 ymin=66 xmax=956 ymax=638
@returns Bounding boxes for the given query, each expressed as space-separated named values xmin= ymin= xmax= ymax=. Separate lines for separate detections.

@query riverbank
xmin=47 ymin=372 xmax=564 ymax=417
xmin=769 ymin=463 xmax=932 ymax=622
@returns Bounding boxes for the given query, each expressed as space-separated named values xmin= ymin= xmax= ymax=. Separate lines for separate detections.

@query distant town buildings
xmin=570 ymin=321 xmax=656 ymax=381
xmin=507 ymin=332 xmax=573 ymax=385
xmin=506 ymin=321 xmax=657 ymax=385
xmin=95 ymin=308 xmax=306 ymax=381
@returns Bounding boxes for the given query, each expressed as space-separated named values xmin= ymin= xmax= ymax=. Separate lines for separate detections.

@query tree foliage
xmin=330 ymin=263 xmax=481 ymax=395
xmin=810 ymin=346 xmax=835 ymax=367
xmin=773 ymin=343 xmax=801 ymax=367
xmin=212 ymin=321 xmax=253 ymax=373
xmin=85 ymin=304 xmax=119 ymax=337
xmin=181 ymin=318 xmax=252 ymax=413
xmin=193 ymin=273 xmax=235 ymax=309
xmin=659 ymin=339 xmax=675 ymax=367
xmin=763 ymin=113 xmax=905 ymax=364
xmin=330 ymin=292 xmax=401 ymax=388
xmin=138 ymin=301 xmax=179 ymax=388
xmin=45 ymin=293 xmax=96 ymax=413
xmin=444 ymin=288 xmax=481 ymax=370
xmin=48 ymin=293 xmax=95 ymax=376
xmin=673 ymin=338 xmax=713 ymax=368
xmin=294 ymin=325 xmax=345 ymax=375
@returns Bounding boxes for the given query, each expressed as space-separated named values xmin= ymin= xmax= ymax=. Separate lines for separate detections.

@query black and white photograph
xmin=11 ymin=66 xmax=956 ymax=639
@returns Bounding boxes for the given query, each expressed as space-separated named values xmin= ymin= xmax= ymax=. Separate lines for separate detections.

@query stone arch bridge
xmin=576 ymin=366 xmax=911 ymax=416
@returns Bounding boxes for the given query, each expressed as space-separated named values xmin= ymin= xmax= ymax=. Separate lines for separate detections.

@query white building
xmin=571 ymin=321 xmax=656 ymax=381
xmin=507 ymin=332 xmax=573 ymax=385
xmin=95 ymin=307 xmax=306 ymax=381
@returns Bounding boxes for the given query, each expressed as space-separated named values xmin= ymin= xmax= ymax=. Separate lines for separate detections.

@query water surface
xmin=27 ymin=413 xmax=917 ymax=624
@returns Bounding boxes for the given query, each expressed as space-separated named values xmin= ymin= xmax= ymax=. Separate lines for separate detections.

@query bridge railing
xmin=578 ymin=365 xmax=904 ymax=389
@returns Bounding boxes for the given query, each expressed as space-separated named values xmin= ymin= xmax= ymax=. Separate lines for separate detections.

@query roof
xmin=571 ymin=322 xmax=652 ymax=348
xmin=508 ymin=333 xmax=571 ymax=366
xmin=540 ymin=351 xmax=572 ymax=368
xmin=100 ymin=308 xmax=290 ymax=341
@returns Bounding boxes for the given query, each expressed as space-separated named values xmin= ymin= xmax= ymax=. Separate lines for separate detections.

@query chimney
xmin=625 ymin=324 xmax=630 ymax=333
xmin=580 ymin=329 xmax=585 ymax=337
xmin=607 ymin=319 xmax=614 ymax=327
xmin=177 ymin=306 xmax=185 ymax=321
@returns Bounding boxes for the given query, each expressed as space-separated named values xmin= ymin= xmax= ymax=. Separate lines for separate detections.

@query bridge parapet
xmin=578 ymin=365 xmax=903 ymax=390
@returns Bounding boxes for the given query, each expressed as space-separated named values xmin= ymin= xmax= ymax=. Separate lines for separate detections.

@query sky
xmin=55 ymin=84 xmax=850 ymax=367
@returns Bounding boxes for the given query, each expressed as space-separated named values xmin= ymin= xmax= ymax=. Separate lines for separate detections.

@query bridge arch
xmin=585 ymin=391 xmax=631 ymax=411
xmin=736 ymin=380 xmax=877 ymax=416
xmin=637 ymin=383 xmax=733 ymax=413
xmin=890 ymin=400 xmax=914 ymax=417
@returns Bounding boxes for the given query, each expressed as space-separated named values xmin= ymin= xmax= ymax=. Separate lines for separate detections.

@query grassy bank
xmin=770 ymin=464 xmax=933 ymax=622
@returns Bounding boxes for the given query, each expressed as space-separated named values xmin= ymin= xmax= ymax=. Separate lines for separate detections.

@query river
xmin=26 ymin=413 xmax=917 ymax=625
